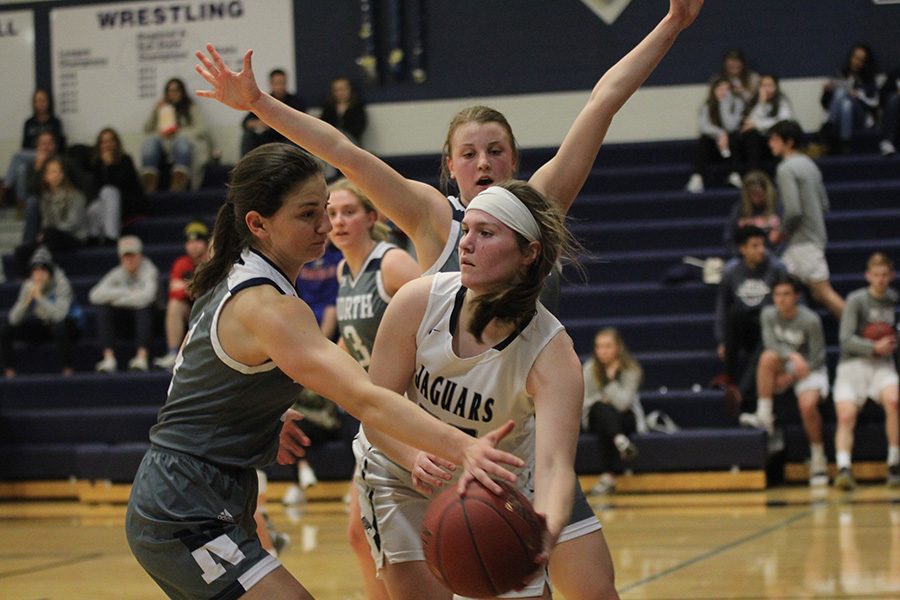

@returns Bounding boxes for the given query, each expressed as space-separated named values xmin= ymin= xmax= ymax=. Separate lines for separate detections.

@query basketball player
xmin=124 ymin=144 xmax=524 ymax=600
xmin=196 ymin=6 xmax=702 ymax=594
xmin=329 ymin=177 xmax=420 ymax=600
xmin=354 ymin=182 xmax=618 ymax=600
xmin=832 ymin=252 xmax=899 ymax=490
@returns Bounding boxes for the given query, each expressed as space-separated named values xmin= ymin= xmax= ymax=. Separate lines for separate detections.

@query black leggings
xmin=587 ymin=402 xmax=637 ymax=473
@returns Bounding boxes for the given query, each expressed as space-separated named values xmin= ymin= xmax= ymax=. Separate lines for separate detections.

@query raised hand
xmin=669 ymin=0 xmax=704 ymax=30
xmin=457 ymin=419 xmax=524 ymax=494
xmin=195 ymin=44 xmax=262 ymax=111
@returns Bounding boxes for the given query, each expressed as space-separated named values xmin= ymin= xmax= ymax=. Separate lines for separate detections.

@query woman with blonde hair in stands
xmin=582 ymin=327 xmax=645 ymax=496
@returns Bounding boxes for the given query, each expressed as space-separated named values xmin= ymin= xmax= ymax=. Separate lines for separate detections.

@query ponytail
xmin=190 ymin=202 xmax=241 ymax=298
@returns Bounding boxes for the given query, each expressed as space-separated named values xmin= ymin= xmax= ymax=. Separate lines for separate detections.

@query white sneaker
xmin=590 ymin=477 xmax=616 ymax=496
xmin=282 ymin=484 xmax=306 ymax=506
xmin=880 ymin=140 xmax=897 ymax=156
xmin=739 ymin=412 xmax=774 ymax=435
xmin=153 ymin=352 xmax=178 ymax=372
xmin=95 ymin=356 xmax=117 ymax=373
xmin=727 ymin=171 xmax=743 ymax=189
xmin=298 ymin=463 xmax=318 ymax=490
xmin=128 ymin=355 xmax=149 ymax=372
xmin=685 ymin=173 xmax=704 ymax=194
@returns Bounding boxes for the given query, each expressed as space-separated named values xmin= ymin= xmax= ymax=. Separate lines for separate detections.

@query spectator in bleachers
xmin=1 ymin=246 xmax=83 ymax=378
xmin=14 ymin=156 xmax=88 ymax=276
xmin=879 ymin=61 xmax=900 ymax=156
xmin=737 ymin=74 xmax=793 ymax=175
xmin=583 ymin=327 xmax=644 ymax=496
xmin=712 ymin=48 xmax=760 ymax=105
xmin=89 ymin=235 xmax=159 ymax=373
xmin=320 ymin=76 xmax=368 ymax=148
xmin=723 ymin=170 xmax=782 ymax=257
xmin=740 ymin=275 xmax=829 ymax=486
xmin=86 ymin=127 xmax=145 ymax=245
xmin=714 ymin=225 xmax=788 ymax=413
xmin=19 ymin=131 xmax=89 ymax=247
xmin=241 ymin=68 xmax=307 ymax=156
xmin=768 ymin=119 xmax=845 ymax=319
xmin=140 ymin=77 xmax=211 ymax=193
xmin=1 ymin=89 xmax=65 ymax=209
xmin=832 ymin=252 xmax=899 ymax=491
xmin=685 ymin=77 xmax=745 ymax=194
xmin=820 ymin=44 xmax=880 ymax=155
xmin=153 ymin=221 xmax=210 ymax=371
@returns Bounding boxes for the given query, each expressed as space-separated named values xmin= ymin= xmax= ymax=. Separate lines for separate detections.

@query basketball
xmin=862 ymin=322 xmax=896 ymax=342
xmin=421 ymin=479 xmax=544 ymax=598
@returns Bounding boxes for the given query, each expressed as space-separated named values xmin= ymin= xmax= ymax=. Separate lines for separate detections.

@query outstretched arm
xmin=530 ymin=0 xmax=704 ymax=212
xmin=194 ymin=45 xmax=452 ymax=267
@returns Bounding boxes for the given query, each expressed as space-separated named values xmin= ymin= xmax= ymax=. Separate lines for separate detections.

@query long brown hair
xmin=467 ymin=179 xmax=580 ymax=342
xmin=189 ymin=143 xmax=323 ymax=298
xmin=590 ymin=327 xmax=643 ymax=389
xmin=440 ymin=106 xmax=519 ymax=197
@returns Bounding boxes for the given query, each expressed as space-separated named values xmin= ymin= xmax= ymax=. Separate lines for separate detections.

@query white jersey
xmin=360 ymin=271 xmax=563 ymax=495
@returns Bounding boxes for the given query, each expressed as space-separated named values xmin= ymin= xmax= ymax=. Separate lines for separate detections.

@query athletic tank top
xmin=361 ymin=272 xmax=563 ymax=494
xmin=150 ymin=247 xmax=304 ymax=469
xmin=423 ymin=195 xmax=562 ymax=315
xmin=336 ymin=241 xmax=397 ymax=369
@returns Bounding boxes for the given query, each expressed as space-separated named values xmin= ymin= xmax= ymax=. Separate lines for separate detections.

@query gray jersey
xmin=150 ymin=247 xmax=304 ymax=469
xmin=839 ymin=287 xmax=899 ymax=362
xmin=760 ymin=304 xmax=826 ymax=371
xmin=337 ymin=241 xmax=397 ymax=369
xmin=424 ymin=195 xmax=562 ymax=315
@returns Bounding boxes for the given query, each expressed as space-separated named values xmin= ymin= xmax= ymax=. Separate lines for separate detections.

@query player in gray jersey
xmin=125 ymin=144 xmax=522 ymax=600
xmin=354 ymin=182 xmax=618 ymax=599
xmin=328 ymin=178 xmax=420 ymax=600
xmin=740 ymin=276 xmax=830 ymax=485
xmin=832 ymin=253 xmax=899 ymax=490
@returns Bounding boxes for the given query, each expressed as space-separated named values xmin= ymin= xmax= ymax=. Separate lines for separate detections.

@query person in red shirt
xmin=154 ymin=220 xmax=210 ymax=370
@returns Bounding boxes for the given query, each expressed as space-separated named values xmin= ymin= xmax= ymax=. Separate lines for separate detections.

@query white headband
xmin=465 ymin=186 xmax=540 ymax=242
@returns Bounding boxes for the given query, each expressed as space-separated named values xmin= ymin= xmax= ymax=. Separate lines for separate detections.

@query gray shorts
xmin=125 ymin=446 xmax=279 ymax=600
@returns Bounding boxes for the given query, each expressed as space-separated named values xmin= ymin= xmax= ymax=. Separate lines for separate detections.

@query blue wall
xmin=9 ymin=0 xmax=900 ymax=106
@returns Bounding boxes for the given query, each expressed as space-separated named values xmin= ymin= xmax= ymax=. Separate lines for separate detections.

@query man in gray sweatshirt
xmin=89 ymin=235 xmax=158 ymax=373
xmin=832 ymin=252 xmax=898 ymax=490
xmin=740 ymin=275 xmax=829 ymax=485
xmin=768 ymin=119 xmax=844 ymax=319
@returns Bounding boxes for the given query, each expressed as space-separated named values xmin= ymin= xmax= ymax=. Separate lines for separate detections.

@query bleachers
xmin=1 ymin=136 xmax=897 ymax=494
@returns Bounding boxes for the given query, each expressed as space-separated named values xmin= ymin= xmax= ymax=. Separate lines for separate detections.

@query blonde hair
xmin=740 ymin=170 xmax=776 ymax=217
xmin=867 ymin=251 xmax=894 ymax=271
xmin=328 ymin=177 xmax=390 ymax=242
xmin=590 ymin=327 xmax=643 ymax=389
xmin=440 ymin=106 xmax=519 ymax=195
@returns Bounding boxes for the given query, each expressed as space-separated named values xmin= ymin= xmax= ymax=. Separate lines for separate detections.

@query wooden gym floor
xmin=1 ymin=478 xmax=899 ymax=599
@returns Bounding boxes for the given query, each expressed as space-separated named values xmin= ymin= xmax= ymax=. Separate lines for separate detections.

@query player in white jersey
xmin=328 ymin=178 xmax=420 ymax=600
xmin=126 ymin=144 xmax=523 ymax=600
xmin=353 ymin=182 xmax=618 ymax=599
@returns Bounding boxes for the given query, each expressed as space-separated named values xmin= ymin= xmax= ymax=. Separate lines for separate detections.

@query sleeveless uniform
xmin=424 ymin=195 xmax=563 ymax=314
xmin=353 ymin=272 xmax=600 ymax=598
xmin=336 ymin=241 xmax=398 ymax=369
xmin=126 ymin=247 xmax=304 ymax=600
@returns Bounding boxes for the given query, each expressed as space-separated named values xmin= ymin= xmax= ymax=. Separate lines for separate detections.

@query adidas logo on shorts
xmin=217 ymin=508 xmax=235 ymax=523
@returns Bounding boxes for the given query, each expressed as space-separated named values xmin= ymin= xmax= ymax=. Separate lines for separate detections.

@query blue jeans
xmin=827 ymin=87 xmax=866 ymax=142
xmin=140 ymin=136 xmax=193 ymax=173
xmin=3 ymin=149 xmax=37 ymax=201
